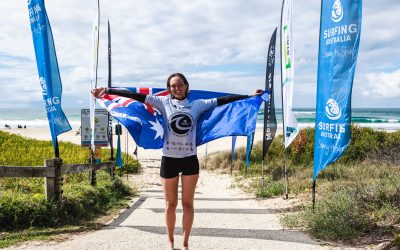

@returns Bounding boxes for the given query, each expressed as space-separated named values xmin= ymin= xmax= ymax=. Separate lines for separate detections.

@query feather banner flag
xmin=28 ymin=0 xmax=71 ymax=154
xmin=245 ymin=132 xmax=255 ymax=176
xmin=313 ymin=0 xmax=362 ymax=180
xmin=116 ymin=128 xmax=123 ymax=169
xmin=280 ymin=0 xmax=298 ymax=148
xmin=230 ymin=136 xmax=237 ymax=175
xmin=98 ymin=88 xmax=268 ymax=149
xmin=90 ymin=0 xmax=100 ymax=152
xmin=231 ymin=136 xmax=237 ymax=161
xmin=262 ymin=28 xmax=278 ymax=159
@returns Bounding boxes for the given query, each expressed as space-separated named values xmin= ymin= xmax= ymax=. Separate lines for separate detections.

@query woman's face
xmin=169 ymin=76 xmax=188 ymax=100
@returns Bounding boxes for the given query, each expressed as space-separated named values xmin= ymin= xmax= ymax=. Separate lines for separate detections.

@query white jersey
xmin=145 ymin=95 xmax=217 ymax=158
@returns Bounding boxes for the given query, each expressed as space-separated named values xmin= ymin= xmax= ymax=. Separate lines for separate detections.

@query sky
xmin=0 ymin=0 xmax=399 ymax=109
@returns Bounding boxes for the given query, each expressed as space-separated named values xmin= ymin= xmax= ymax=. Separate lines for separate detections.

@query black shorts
xmin=160 ymin=155 xmax=199 ymax=179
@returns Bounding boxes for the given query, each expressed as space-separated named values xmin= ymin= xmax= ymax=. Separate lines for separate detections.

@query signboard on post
xmin=81 ymin=109 xmax=109 ymax=147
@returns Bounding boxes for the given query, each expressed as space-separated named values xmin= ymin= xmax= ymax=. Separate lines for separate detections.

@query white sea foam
xmin=255 ymin=122 xmax=400 ymax=132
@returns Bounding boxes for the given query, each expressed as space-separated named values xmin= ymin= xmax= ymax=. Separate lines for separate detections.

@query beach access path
xmin=6 ymin=159 xmax=329 ymax=250
xmin=2 ymin=127 xmax=354 ymax=249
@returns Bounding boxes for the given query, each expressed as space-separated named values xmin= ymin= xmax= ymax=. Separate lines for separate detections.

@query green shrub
xmin=0 ymin=131 xmax=138 ymax=230
xmin=394 ymin=234 xmax=400 ymax=246
xmin=0 ymin=172 xmax=133 ymax=230
xmin=115 ymin=160 xmax=140 ymax=176
xmin=304 ymin=189 xmax=372 ymax=240
xmin=287 ymin=127 xmax=315 ymax=166
xmin=256 ymin=181 xmax=285 ymax=198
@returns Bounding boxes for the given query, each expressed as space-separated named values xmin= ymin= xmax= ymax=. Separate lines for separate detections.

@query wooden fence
xmin=0 ymin=158 xmax=115 ymax=202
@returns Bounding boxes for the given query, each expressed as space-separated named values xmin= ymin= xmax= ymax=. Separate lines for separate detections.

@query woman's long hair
xmin=167 ymin=73 xmax=190 ymax=98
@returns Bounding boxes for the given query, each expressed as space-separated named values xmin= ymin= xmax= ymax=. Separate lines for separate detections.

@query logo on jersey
xmin=169 ymin=113 xmax=193 ymax=136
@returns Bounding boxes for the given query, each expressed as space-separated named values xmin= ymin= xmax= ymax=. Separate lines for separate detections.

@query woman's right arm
xmin=91 ymin=87 xmax=147 ymax=103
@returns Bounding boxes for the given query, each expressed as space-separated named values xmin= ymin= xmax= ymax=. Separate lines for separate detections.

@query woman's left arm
xmin=216 ymin=89 xmax=263 ymax=106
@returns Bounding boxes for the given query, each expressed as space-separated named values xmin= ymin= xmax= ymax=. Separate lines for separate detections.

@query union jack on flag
xmin=98 ymin=87 xmax=269 ymax=149
xmin=99 ymin=87 xmax=169 ymax=149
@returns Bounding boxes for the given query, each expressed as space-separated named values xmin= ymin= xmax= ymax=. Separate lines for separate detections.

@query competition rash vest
xmin=145 ymin=95 xmax=217 ymax=158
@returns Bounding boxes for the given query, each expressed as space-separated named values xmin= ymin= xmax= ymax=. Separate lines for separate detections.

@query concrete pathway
xmin=6 ymin=159 xmax=337 ymax=250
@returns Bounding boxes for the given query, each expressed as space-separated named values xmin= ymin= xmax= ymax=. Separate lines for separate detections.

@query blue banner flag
xmin=28 ymin=0 xmax=71 ymax=150
xmin=313 ymin=0 xmax=362 ymax=180
xmin=116 ymin=128 xmax=123 ymax=169
xmin=99 ymin=88 xmax=268 ymax=149
xmin=231 ymin=136 xmax=237 ymax=161
xmin=245 ymin=132 xmax=255 ymax=175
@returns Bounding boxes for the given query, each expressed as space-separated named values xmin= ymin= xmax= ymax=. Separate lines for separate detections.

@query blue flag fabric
xmin=196 ymin=95 xmax=265 ymax=145
xmin=313 ymin=0 xmax=362 ymax=180
xmin=99 ymin=88 xmax=268 ymax=149
xmin=231 ymin=136 xmax=237 ymax=161
xmin=116 ymin=128 xmax=123 ymax=169
xmin=28 ymin=0 xmax=71 ymax=150
xmin=245 ymin=132 xmax=255 ymax=175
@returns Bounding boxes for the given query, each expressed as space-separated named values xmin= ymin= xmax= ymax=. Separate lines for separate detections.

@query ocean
xmin=0 ymin=108 xmax=399 ymax=132
xmin=257 ymin=108 xmax=400 ymax=131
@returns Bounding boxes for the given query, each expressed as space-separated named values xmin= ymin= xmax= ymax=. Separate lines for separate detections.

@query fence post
xmin=45 ymin=158 xmax=63 ymax=202
xmin=89 ymin=158 xmax=97 ymax=186
xmin=110 ymin=163 xmax=115 ymax=179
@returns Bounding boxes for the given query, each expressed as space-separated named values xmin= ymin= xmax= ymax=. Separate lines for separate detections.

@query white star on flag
xmin=149 ymin=119 xmax=164 ymax=140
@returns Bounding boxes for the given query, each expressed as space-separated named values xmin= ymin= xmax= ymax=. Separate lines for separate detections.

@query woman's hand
xmin=253 ymin=89 xmax=263 ymax=96
xmin=91 ymin=87 xmax=107 ymax=98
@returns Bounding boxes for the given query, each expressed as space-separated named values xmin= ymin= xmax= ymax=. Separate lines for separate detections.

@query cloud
xmin=361 ymin=69 xmax=400 ymax=98
xmin=0 ymin=1 xmax=399 ymax=108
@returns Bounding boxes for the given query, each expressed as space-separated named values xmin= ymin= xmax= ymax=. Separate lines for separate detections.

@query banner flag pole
xmin=312 ymin=179 xmax=316 ymax=210
xmin=107 ymin=20 xmax=114 ymax=162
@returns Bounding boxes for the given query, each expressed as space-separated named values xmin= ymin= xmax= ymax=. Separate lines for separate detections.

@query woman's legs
xmin=161 ymin=176 xmax=179 ymax=249
xmin=181 ymin=174 xmax=199 ymax=249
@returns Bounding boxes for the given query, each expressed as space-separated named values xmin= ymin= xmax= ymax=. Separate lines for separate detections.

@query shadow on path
xmin=147 ymin=208 xmax=283 ymax=214
xmin=109 ymin=197 xmax=147 ymax=227
xmin=144 ymin=189 xmax=202 ymax=194
xmin=108 ymin=195 xmax=300 ymax=229
xmin=119 ymin=225 xmax=318 ymax=245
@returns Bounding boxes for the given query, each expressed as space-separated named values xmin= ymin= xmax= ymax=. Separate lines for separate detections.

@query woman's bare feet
xmin=182 ymin=247 xmax=189 ymax=250
xmin=166 ymin=240 xmax=174 ymax=250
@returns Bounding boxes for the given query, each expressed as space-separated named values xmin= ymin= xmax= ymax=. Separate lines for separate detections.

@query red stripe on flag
xmin=139 ymin=88 xmax=150 ymax=95
xmin=155 ymin=90 xmax=170 ymax=96
xmin=121 ymin=99 xmax=134 ymax=106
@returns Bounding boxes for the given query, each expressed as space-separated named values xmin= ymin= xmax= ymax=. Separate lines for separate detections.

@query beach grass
xmin=205 ymin=126 xmax=400 ymax=245
xmin=0 ymin=131 xmax=140 ymax=247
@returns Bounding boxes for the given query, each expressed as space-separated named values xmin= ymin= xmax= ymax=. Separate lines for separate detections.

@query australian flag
xmin=99 ymin=87 xmax=268 ymax=149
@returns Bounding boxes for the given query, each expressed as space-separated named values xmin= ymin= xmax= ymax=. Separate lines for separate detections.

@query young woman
xmin=92 ymin=73 xmax=262 ymax=250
